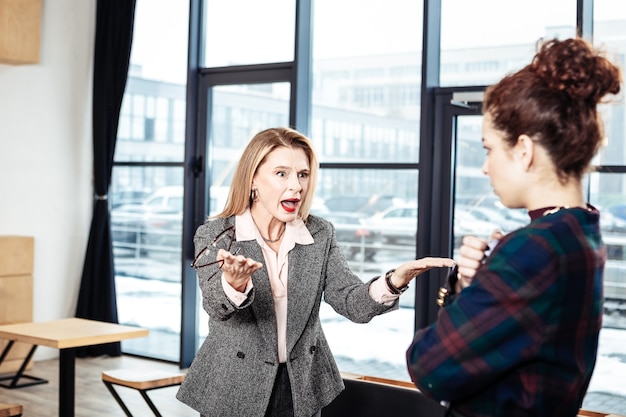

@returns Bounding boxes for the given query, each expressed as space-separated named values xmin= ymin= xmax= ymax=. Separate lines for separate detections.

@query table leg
xmin=59 ymin=348 xmax=76 ymax=417
xmin=0 ymin=341 xmax=48 ymax=388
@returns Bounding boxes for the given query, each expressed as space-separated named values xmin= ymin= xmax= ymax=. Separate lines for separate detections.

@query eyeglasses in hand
xmin=191 ymin=226 xmax=240 ymax=278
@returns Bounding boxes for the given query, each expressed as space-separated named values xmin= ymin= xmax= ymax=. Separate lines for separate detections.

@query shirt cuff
xmin=369 ymin=275 xmax=400 ymax=305
xmin=222 ymin=276 xmax=253 ymax=306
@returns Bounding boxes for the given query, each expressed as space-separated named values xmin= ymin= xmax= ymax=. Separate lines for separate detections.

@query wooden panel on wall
xmin=0 ymin=0 xmax=42 ymax=65
xmin=0 ymin=236 xmax=34 ymax=276
xmin=0 ymin=236 xmax=34 ymax=374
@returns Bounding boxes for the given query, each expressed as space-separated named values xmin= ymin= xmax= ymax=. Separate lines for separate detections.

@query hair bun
xmin=530 ymin=38 xmax=621 ymax=104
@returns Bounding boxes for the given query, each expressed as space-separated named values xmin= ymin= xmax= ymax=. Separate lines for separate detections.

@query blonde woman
xmin=177 ymin=127 xmax=454 ymax=417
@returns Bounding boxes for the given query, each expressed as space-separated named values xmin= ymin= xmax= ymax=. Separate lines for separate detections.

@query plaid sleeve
xmin=406 ymin=226 xmax=562 ymax=402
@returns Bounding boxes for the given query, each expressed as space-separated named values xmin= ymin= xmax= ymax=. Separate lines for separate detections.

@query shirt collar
xmin=528 ymin=204 xmax=597 ymax=221
xmin=236 ymin=209 xmax=314 ymax=245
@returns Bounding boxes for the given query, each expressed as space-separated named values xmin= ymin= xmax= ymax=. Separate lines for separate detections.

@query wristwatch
xmin=385 ymin=269 xmax=409 ymax=294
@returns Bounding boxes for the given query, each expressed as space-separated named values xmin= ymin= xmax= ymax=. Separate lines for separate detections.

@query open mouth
xmin=281 ymin=198 xmax=300 ymax=213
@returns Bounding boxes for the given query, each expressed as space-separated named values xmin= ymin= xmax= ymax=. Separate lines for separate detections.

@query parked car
xmin=456 ymin=205 xmax=525 ymax=233
xmin=109 ymin=188 xmax=152 ymax=209
xmin=600 ymin=211 xmax=626 ymax=234
xmin=323 ymin=212 xmax=381 ymax=261
xmin=322 ymin=195 xmax=402 ymax=216
xmin=363 ymin=203 xmax=506 ymax=251
xmin=608 ymin=204 xmax=626 ymax=221
xmin=453 ymin=209 xmax=501 ymax=247
xmin=141 ymin=186 xmax=184 ymax=212
xmin=365 ymin=204 xmax=418 ymax=248
xmin=111 ymin=186 xmax=183 ymax=255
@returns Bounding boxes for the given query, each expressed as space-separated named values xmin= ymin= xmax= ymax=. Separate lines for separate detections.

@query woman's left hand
xmin=390 ymin=257 xmax=456 ymax=289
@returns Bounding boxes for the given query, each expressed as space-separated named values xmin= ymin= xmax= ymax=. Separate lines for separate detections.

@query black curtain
xmin=75 ymin=0 xmax=136 ymax=357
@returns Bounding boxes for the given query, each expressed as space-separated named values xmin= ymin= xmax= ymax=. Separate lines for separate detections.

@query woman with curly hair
xmin=407 ymin=38 xmax=622 ymax=417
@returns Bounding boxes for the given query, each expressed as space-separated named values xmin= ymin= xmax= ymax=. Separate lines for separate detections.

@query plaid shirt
xmin=407 ymin=207 xmax=605 ymax=417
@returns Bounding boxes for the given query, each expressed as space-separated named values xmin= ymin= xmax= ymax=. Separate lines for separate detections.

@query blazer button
xmin=236 ymin=351 xmax=245 ymax=359
xmin=309 ymin=346 xmax=316 ymax=354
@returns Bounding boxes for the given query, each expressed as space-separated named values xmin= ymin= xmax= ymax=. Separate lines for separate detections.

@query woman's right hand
xmin=217 ymin=249 xmax=263 ymax=292
xmin=456 ymin=230 xmax=503 ymax=290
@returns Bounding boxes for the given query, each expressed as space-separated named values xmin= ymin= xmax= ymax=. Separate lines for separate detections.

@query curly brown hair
xmin=483 ymin=38 xmax=622 ymax=180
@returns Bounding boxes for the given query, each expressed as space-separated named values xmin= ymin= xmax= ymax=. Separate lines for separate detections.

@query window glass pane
xmin=588 ymin=172 xmax=626 ymax=410
xmin=316 ymin=168 xmax=419 ymax=380
xmin=129 ymin=1 xmax=189 ymax=84
xmin=588 ymin=5 xmax=626 ymax=411
xmin=111 ymin=167 xmax=184 ymax=361
xmin=209 ymin=83 xmax=291 ymax=146
xmin=197 ymin=83 xmax=290 ymax=339
xmin=593 ymin=0 xmax=626 ymax=166
xmin=203 ymin=0 xmax=295 ymax=67
xmin=440 ymin=0 xmax=576 ymax=87
xmin=595 ymin=100 xmax=625 ymax=166
xmin=114 ymin=0 xmax=188 ymax=162
xmin=111 ymin=0 xmax=189 ymax=361
xmin=116 ymin=83 xmax=186 ymax=162
xmin=311 ymin=0 xmax=422 ymax=162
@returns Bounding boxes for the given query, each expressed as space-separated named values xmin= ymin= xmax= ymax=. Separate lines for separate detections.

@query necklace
xmin=262 ymin=224 xmax=285 ymax=243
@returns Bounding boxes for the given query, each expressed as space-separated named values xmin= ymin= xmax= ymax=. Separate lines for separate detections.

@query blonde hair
xmin=214 ymin=127 xmax=319 ymax=221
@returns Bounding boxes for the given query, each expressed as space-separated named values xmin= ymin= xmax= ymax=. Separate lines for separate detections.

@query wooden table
xmin=0 ymin=318 xmax=149 ymax=417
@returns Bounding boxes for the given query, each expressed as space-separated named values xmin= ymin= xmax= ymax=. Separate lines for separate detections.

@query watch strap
xmin=385 ymin=269 xmax=408 ymax=294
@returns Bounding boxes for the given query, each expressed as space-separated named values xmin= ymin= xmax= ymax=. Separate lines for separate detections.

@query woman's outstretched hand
xmin=217 ymin=248 xmax=263 ymax=292
xmin=390 ymin=257 xmax=456 ymax=289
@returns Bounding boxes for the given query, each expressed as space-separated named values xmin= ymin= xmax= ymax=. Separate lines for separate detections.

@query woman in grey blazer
xmin=176 ymin=127 xmax=454 ymax=417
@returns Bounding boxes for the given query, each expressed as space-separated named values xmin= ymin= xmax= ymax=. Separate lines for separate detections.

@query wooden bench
xmin=102 ymin=369 xmax=186 ymax=417
xmin=322 ymin=372 xmax=446 ymax=417
xmin=0 ymin=402 xmax=23 ymax=417
xmin=578 ymin=410 xmax=626 ymax=417
xmin=320 ymin=372 xmax=626 ymax=417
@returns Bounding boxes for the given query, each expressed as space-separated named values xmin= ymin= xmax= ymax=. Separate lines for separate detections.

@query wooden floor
xmin=5 ymin=356 xmax=621 ymax=417
xmin=0 ymin=355 xmax=198 ymax=417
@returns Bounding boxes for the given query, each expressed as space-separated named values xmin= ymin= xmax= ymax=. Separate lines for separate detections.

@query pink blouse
xmin=222 ymin=209 xmax=398 ymax=363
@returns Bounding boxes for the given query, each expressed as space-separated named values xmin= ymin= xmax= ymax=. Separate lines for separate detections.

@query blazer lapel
xmin=285 ymin=235 xmax=324 ymax=354
xmin=243 ymin=240 xmax=279 ymax=357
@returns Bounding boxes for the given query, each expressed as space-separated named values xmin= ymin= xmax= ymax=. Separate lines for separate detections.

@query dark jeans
xmin=264 ymin=363 xmax=321 ymax=417
xmin=265 ymin=363 xmax=294 ymax=417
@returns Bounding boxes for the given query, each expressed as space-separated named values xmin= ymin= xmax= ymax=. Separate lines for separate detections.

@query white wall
xmin=0 ymin=0 xmax=96 ymax=359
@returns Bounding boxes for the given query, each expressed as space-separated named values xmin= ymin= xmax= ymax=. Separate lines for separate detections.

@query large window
xmin=309 ymin=0 xmax=423 ymax=379
xmin=202 ymin=0 xmax=295 ymax=67
xmin=109 ymin=1 xmax=626 ymax=413
xmin=586 ymin=0 xmax=626 ymax=408
xmin=110 ymin=0 xmax=189 ymax=361
xmin=440 ymin=0 xmax=576 ymax=87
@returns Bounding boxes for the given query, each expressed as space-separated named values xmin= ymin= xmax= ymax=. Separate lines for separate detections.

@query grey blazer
xmin=176 ymin=215 xmax=398 ymax=417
